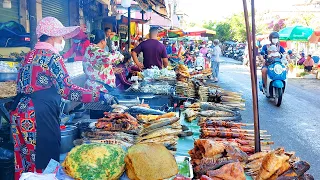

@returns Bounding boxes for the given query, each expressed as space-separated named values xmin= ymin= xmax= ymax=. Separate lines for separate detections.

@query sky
xmin=177 ymin=0 xmax=305 ymax=22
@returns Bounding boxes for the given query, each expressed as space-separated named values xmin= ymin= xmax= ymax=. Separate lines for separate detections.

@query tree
xmin=228 ymin=13 xmax=247 ymax=42
xmin=215 ymin=22 xmax=232 ymax=42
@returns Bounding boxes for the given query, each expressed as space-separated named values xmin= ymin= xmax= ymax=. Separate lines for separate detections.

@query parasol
xmin=185 ymin=27 xmax=216 ymax=37
xmin=278 ymin=26 xmax=314 ymax=42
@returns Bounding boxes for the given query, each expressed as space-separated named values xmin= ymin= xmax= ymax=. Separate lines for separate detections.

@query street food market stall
xmin=0 ymin=0 xmax=316 ymax=180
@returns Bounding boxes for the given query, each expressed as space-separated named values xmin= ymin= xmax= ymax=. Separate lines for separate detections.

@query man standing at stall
xmin=131 ymin=27 xmax=168 ymax=69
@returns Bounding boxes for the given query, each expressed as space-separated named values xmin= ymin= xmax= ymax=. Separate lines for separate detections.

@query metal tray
xmin=0 ymin=73 xmax=17 ymax=82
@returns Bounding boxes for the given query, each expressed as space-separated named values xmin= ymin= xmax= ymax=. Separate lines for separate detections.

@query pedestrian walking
xmin=211 ymin=39 xmax=222 ymax=82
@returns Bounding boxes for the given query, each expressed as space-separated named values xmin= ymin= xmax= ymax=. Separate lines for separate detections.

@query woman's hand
xmin=114 ymin=68 xmax=123 ymax=74
xmin=136 ymin=62 xmax=144 ymax=70
xmin=100 ymin=93 xmax=119 ymax=105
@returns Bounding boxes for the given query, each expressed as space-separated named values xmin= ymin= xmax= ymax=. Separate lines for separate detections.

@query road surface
xmin=217 ymin=57 xmax=320 ymax=178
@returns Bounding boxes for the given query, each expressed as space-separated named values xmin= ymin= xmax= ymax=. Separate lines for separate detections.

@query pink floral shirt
xmin=83 ymin=44 xmax=123 ymax=92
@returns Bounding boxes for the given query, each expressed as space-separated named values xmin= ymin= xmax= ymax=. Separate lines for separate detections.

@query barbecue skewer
xmin=201 ymin=131 xmax=271 ymax=140
xmin=201 ymin=127 xmax=267 ymax=134
xmin=201 ymin=130 xmax=271 ymax=137
xmin=209 ymin=137 xmax=274 ymax=146
xmin=198 ymin=120 xmax=254 ymax=128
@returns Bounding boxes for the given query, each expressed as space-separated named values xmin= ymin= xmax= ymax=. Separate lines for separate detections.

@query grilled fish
xmin=129 ymin=106 xmax=165 ymax=115
xmin=199 ymin=110 xmax=235 ymax=117
xmin=137 ymin=128 xmax=182 ymax=142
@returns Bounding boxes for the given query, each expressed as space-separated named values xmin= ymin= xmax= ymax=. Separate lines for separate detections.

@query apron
xmin=11 ymin=87 xmax=61 ymax=179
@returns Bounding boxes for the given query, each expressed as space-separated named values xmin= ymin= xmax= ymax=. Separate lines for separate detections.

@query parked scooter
xmin=237 ymin=49 xmax=244 ymax=61
xmin=259 ymin=57 xmax=287 ymax=107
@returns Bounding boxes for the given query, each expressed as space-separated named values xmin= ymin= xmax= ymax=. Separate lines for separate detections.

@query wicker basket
xmin=0 ymin=82 xmax=16 ymax=98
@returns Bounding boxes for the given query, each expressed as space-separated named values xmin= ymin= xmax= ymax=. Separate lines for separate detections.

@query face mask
xmin=54 ymin=39 xmax=65 ymax=52
xmin=271 ymin=38 xmax=279 ymax=44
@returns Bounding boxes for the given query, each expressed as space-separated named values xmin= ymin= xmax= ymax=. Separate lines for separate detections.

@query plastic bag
xmin=19 ymin=173 xmax=57 ymax=180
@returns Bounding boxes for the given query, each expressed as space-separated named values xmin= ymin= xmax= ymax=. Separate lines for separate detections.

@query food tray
xmin=0 ymin=81 xmax=16 ymax=98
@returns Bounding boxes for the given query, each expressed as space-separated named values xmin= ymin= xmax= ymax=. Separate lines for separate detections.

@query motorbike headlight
xmin=274 ymin=64 xmax=284 ymax=75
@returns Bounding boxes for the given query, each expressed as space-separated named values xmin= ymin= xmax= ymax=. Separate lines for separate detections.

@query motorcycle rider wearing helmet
xmin=260 ymin=32 xmax=285 ymax=89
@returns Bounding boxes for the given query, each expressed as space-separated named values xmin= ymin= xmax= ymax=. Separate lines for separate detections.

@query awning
xmin=116 ymin=0 xmax=168 ymax=18
xmin=185 ymin=27 xmax=216 ymax=37
xmin=119 ymin=15 xmax=148 ymax=24
xmin=134 ymin=0 xmax=168 ymax=18
xmin=134 ymin=12 xmax=180 ymax=28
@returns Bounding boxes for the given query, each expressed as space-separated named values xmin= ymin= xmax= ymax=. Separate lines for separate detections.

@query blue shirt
xmin=166 ymin=46 xmax=172 ymax=55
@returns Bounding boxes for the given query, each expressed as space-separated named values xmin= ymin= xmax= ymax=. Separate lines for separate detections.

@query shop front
xmin=0 ymin=0 xmax=19 ymax=23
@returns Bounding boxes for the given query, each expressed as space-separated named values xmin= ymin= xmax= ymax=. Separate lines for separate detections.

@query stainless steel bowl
xmin=60 ymin=125 xmax=79 ymax=154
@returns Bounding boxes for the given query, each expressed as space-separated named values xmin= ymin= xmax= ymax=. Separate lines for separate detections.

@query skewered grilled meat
xmin=201 ymin=130 xmax=269 ymax=140
xmin=199 ymin=120 xmax=252 ymax=129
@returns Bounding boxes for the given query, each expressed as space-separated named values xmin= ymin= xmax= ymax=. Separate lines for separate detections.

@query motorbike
xmin=228 ymin=49 xmax=235 ymax=58
xmin=233 ymin=50 xmax=239 ymax=59
xmin=237 ymin=49 xmax=244 ymax=61
xmin=259 ymin=57 xmax=287 ymax=107
xmin=0 ymin=21 xmax=30 ymax=47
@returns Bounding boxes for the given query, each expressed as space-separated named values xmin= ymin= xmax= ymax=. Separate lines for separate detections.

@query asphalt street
xmin=217 ymin=57 xmax=320 ymax=178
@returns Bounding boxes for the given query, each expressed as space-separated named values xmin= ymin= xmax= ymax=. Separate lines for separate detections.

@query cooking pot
xmin=60 ymin=125 xmax=79 ymax=154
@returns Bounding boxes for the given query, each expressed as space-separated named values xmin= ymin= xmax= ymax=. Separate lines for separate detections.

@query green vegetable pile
xmin=178 ymin=160 xmax=190 ymax=177
xmin=62 ymin=144 xmax=126 ymax=180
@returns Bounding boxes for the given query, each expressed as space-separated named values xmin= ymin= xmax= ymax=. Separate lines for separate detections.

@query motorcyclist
xmin=260 ymin=32 xmax=285 ymax=89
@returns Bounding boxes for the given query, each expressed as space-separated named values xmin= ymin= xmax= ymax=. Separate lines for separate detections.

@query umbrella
xmin=185 ymin=27 xmax=216 ymax=37
xmin=278 ymin=26 xmax=313 ymax=41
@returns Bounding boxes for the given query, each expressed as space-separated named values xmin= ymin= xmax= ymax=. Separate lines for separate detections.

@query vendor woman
xmin=82 ymin=29 xmax=124 ymax=93
xmin=10 ymin=17 xmax=116 ymax=179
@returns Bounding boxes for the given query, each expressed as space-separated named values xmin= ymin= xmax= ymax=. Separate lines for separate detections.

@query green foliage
xmin=215 ymin=22 xmax=233 ymax=42
xmin=203 ymin=13 xmax=247 ymax=42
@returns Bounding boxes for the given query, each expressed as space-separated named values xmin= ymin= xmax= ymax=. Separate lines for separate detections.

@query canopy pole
xmin=128 ymin=7 xmax=131 ymax=51
xmin=141 ymin=10 xmax=145 ymax=37
xmin=242 ymin=0 xmax=261 ymax=152
xmin=28 ymin=0 xmax=37 ymax=49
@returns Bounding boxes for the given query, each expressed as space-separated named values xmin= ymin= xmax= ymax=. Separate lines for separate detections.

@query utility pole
xmin=28 ymin=0 xmax=38 ymax=48
xmin=128 ymin=6 xmax=131 ymax=51
xmin=141 ymin=10 xmax=145 ymax=37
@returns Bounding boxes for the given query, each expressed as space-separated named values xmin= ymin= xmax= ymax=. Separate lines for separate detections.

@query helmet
xmin=208 ymin=40 xmax=213 ymax=44
xmin=288 ymin=50 xmax=292 ymax=54
xmin=269 ymin=32 xmax=279 ymax=41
